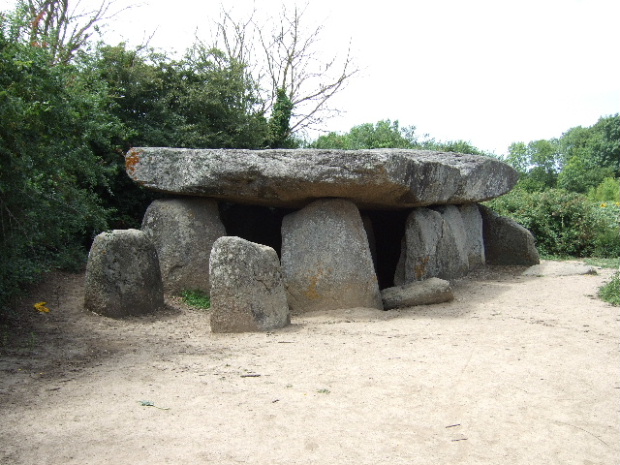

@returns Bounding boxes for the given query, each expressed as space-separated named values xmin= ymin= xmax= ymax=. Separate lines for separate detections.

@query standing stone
xmin=398 ymin=206 xmax=471 ymax=284
xmin=281 ymin=199 xmax=383 ymax=314
xmin=209 ymin=236 xmax=290 ymax=333
xmin=362 ymin=215 xmax=378 ymax=273
xmin=433 ymin=205 xmax=470 ymax=279
xmin=479 ymin=205 xmax=540 ymax=265
xmin=458 ymin=203 xmax=486 ymax=268
xmin=401 ymin=208 xmax=444 ymax=282
xmin=84 ymin=229 xmax=164 ymax=318
xmin=141 ymin=198 xmax=226 ymax=295
xmin=393 ymin=236 xmax=407 ymax=286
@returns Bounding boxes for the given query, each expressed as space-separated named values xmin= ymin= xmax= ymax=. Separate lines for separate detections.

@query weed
xmin=317 ymin=388 xmax=331 ymax=394
xmin=181 ymin=289 xmax=211 ymax=309
xmin=599 ymin=273 xmax=620 ymax=306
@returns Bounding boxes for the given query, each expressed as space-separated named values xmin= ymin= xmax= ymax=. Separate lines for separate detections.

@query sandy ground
xmin=1 ymin=261 xmax=619 ymax=465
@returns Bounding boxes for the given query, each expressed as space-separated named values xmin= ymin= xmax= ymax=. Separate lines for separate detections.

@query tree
xmin=7 ymin=0 xmax=119 ymax=64
xmin=311 ymin=120 xmax=418 ymax=149
xmin=557 ymin=114 xmax=619 ymax=193
xmin=209 ymin=3 xmax=357 ymax=140
xmin=0 ymin=16 xmax=123 ymax=306
xmin=505 ymin=139 xmax=561 ymax=191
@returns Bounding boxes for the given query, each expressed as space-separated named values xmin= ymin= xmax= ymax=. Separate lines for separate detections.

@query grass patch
xmin=599 ymin=273 xmax=620 ymax=306
xmin=584 ymin=257 xmax=620 ymax=269
xmin=181 ymin=289 xmax=211 ymax=309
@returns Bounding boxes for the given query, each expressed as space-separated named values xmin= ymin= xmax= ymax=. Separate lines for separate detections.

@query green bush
xmin=599 ymin=273 xmax=620 ymax=306
xmin=588 ymin=177 xmax=620 ymax=202
xmin=0 ymin=22 xmax=121 ymax=310
xmin=487 ymin=189 xmax=609 ymax=257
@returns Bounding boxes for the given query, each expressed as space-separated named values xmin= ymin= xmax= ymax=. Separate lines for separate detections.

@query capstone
xmin=126 ymin=148 xmax=519 ymax=209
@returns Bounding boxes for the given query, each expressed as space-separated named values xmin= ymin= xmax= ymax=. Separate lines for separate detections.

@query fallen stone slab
xmin=522 ymin=261 xmax=597 ymax=277
xmin=381 ymin=278 xmax=454 ymax=309
xmin=126 ymin=148 xmax=519 ymax=209
xmin=209 ymin=236 xmax=290 ymax=333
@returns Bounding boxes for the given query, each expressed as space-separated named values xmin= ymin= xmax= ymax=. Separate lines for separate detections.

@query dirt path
xmin=1 ymin=262 xmax=619 ymax=465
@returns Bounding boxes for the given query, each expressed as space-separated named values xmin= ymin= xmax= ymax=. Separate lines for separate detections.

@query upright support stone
xmin=141 ymin=198 xmax=226 ymax=295
xmin=458 ymin=203 xmax=486 ymax=268
xmin=400 ymin=208 xmax=444 ymax=282
xmin=84 ymin=229 xmax=164 ymax=318
xmin=281 ymin=199 xmax=383 ymax=314
xmin=209 ymin=236 xmax=290 ymax=333
xmin=433 ymin=205 xmax=469 ymax=279
xmin=479 ymin=205 xmax=540 ymax=265
xmin=397 ymin=206 xmax=469 ymax=284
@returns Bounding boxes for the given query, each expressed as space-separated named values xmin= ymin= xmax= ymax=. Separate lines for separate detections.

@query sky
xmin=3 ymin=0 xmax=618 ymax=155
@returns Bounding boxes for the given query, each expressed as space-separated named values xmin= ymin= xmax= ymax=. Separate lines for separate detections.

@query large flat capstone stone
xmin=126 ymin=148 xmax=518 ymax=209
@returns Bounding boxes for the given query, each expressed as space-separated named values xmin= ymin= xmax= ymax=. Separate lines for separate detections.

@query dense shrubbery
xmin=599 ymin=273 xmax=620 ymax=306
xmin=487 ymin=189 xmax=619 ymax=258
xmin=0 ymin=21 xmax=123 ymax=306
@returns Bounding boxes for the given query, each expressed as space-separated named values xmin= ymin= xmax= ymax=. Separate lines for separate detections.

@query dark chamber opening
xmin=219 ymin=202 xmax=408 ymax=290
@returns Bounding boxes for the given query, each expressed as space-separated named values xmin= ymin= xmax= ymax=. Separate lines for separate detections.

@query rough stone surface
xmin=433 ymin=205 xmax=470 ymax=279
xmin=84 ymin=229 xmax=164 ymax=318
xmin=209 ymin=236 xmax=290 ymax=333
xmin=393 ymin=236 xmax=407 ymax=286
xmin=459 ymin=203 xmax=486 ymax=268
xmin=479 ymin=205 xmax=540 ymax=266
xmin=281 ymin=199 xmax=383 ymax=314
xmin=400 ymin=208 xmax=444 ymax=282
xmin=141 ymin=198 xmax=226 ymax=295
xmin=381 ymin=278 xmax=454 ymax=309
xmin=126 ymin=147 xmax=519 ymax=209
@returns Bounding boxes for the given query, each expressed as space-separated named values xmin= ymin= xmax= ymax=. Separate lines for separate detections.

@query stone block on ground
xmin=479 ymin=205 xmax=540 ymax=266
xmin=381 ymin=278 xmax=454 ymax=309
xmin=209 ymin=236 xmax=290 ymax=333
xmin=141 ymin=198 xmax=226 ymax=295
xmin=84 ymin=229 xmax=164 ymax=318
xmin=281 ymin=199 xmax=383 ymax=314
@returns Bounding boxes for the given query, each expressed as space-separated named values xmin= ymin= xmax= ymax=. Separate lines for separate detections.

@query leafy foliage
xmin=268 ymin=88 xmax=295 ymax=148
xmin=599 ymin=273 xmax=620 ymax=307
xmin=0 ymin=20 xmax=123 ymax=307
xmin=181 ymin=289 xmax=211 ymax=309
xmin=487 ymin=189 xmax=617 ymax=258
xmin=588 ymin=177 xmax=620 ymax=203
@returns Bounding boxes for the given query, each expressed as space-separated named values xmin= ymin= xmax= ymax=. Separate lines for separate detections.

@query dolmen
xmin=84 ymin=148 xmax=540 ymax=331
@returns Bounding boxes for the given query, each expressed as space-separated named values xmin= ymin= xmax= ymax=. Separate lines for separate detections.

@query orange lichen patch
xmin=304 ymin=275 xmax=322 ymax=300
xmin=415 ymin=256 xmax=430 ymax=280
xmin=125 ymin=148 xmax=143 ymax=177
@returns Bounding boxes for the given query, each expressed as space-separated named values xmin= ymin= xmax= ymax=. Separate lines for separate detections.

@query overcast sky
xmin=3 ymin=0 xmax=618 ymax=154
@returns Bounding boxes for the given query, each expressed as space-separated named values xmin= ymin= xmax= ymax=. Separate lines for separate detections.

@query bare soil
xmin=1 ymin=261 xmax=619 ymax=465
